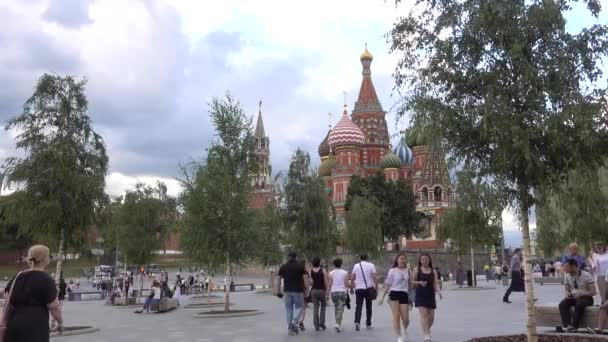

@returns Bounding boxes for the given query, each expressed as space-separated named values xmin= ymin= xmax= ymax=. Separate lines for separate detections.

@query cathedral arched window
xmin=421 ymin=187 xmax=428 ymax=202
xmin=434 ymin=186 xmax=442 ymax=202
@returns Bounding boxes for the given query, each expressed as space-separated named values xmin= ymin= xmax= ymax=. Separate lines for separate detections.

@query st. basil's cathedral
xmin=250 ymin=46 xmax=455 ymax=250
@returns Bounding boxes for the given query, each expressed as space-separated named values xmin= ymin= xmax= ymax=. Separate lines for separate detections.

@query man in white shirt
xmin=351 ymin=254 xmax=377 ymax=331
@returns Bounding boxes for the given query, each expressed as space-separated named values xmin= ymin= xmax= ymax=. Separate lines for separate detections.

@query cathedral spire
xmin=255 ymin=100 xmax=266 ymax=138
xmin=354 ymin=45 xmax=382 ymax=113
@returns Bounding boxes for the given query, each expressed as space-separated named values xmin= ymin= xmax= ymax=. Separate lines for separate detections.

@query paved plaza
xmin=56 ymin=282 xmax=575 ymax=342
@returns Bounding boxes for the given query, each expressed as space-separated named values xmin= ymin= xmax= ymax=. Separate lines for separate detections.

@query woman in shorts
xmin=413 ymin=254 xmax=443 ymax=342
xmin=379 ymin=253 xmax=411 ymax=342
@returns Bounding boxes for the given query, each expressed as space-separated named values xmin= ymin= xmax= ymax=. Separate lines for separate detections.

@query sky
xmin=0 ymin=0 xmax=605 ymax=247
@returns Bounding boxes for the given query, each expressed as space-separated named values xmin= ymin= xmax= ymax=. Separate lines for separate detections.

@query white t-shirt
xmin=152 ymin=286 xmax=161 ymax=299
xmin=352 ymin=261 xmax=376 ymax=290
xmin=330 ymin=269 xmax=348 ymax=293
xmin=597 ymin=253 xmax=608 ymax=279
xmin=386 ymin=268 xmax=409 ymax=292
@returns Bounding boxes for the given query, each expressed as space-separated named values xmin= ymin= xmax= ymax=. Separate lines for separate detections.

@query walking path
xmin=56 ymin=282 xmax=576 ymax=342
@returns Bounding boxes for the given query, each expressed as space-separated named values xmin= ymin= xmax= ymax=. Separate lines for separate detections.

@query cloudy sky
xmin=1 ymin=0 xmax=605 ymax=247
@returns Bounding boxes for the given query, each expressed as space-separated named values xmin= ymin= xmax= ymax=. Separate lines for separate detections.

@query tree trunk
xmin=55 ymin=228 xmax=65 ymax=284
xmin=225 ymin=254 xmax=231 ymax=313
xmin=470 ymin=233 xmax=476 ymax=287
xmin=519 ymin=186 xmax=538 ymax=342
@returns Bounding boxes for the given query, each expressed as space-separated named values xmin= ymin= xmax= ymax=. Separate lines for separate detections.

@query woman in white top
xmin=379 ymin=253 xmax=412 ymax=342
xmin=592 ymin=242 xmax=608 ymax=304
xmin=328 ymin=258 xmax=350 ymax=333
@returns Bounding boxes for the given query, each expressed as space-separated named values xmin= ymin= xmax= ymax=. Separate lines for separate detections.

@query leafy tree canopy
xmin=5 ymin=74 xmax=108 ymax=279
xmin=345 ymin=172 xmax=419 ymax=240
xmin=345 ymin=196 xmax=384 ymax=258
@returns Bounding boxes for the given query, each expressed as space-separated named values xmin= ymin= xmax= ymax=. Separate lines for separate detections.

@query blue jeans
xmin=284 ymin=292 xmax=304 ymax=328
xmin=143 ymin=298 xmax=159 ymax=312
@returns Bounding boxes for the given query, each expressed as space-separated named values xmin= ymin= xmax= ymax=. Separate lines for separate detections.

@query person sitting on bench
xmin=135 ymin=280 xmax=161 ymax=313
xmin=558 ymin=258 xmax=596 ymax=332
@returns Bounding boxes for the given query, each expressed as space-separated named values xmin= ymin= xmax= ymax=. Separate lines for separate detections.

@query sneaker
xmin=424 ymin=335 xmax=432 ymax=342
xmin=315 ymin=326 xmax=320 ymax=331
xmin=587 ymin=327 xmax=598 ymax=335
xmin=566 ymin=326 xmax=576 ymax=332
xmin=320 ymin=324 xmax=326 ymax=331
xmin=299 ymin=322 xmax=305 ymax=331
xmin=355 ymin=323 xmax=360 ymax=331
xmin=397 ymin=337 xmax=404 ymax=342
xmin=288 ymin=328 xmax=296 ymax=336
xmin=335 ymin=324 xmax=341 ymax=333
xmin=366 ymin=323 xmax=373 ymax=329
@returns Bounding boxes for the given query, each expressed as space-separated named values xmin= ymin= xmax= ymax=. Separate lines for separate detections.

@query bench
xmin=230 ymin=283 xmax=255 ymax=292
xmin=113 ymin=297 xmax=138 ymax=306
xmin=534 ymin=277 xmax=563 ymax=285
xmin=68 ymin=291 xmax=103 ymax=301
xmin=536 ymin=305 xmax=600 ymax=329
xmin=150 ymin=297 xmax=179 ymax=313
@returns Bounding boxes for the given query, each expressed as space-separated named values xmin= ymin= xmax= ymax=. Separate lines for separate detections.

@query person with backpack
xmin=309 ymin=257 xmax=329 ymax=331
xmin=350 ymin=254 xmax=377 ymax=331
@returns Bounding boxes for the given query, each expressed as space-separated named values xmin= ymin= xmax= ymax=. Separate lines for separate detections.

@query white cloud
xmin=105 ymin=172 xmax=182 ymax=198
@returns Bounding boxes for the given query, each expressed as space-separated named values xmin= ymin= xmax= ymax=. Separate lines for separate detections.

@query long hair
xmin=393 ymin=253 xmax=407 ymax=268
xmin=418 ymin=253 xmax=434 ymax=271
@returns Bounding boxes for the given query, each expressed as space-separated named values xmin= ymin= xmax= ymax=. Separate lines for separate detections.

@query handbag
xmin=0 ymin=271 xmax=24 ymax=342
xmin=359 ymin=263 xmax=377 ymax=300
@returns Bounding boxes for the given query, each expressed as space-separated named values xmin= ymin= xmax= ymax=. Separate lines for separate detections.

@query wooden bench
xmin=230 ymin=283 xmax=255 ymax=292
xmin=68 ymin=291 xmax=103 ymax=301
xmin=536 ymin=305 xmax=600 ymax=329
xmin=150 ymin=297 xmax=179 ymax=313
xmin=534 ymin=277 xmax=563 ymax=285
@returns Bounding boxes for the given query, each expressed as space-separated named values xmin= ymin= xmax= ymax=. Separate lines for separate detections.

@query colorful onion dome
xmin=328 ymin=105 xmax=365 ymax=150
xmin=394 ymin=133 xmax=414 ymax=164
xmin=318 ymin=130 xmax=330 ymax=157
xmin=360 ymin=44 xmax=373 ymax=61
xmin=380 ymin=151 xmax=401 ymax=169
xmin=406 ymin=128 xmax=427 ymax=147
xmin=319 ymin=155 xmax=336 ymax=176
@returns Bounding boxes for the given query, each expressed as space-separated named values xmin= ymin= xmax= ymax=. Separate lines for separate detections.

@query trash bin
xmin=467 ymin=270 xmax=473 ymax=287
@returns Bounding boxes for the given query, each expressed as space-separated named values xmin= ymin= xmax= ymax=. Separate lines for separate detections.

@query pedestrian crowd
xmin=275 ymin=251 xmax=442 ymax=342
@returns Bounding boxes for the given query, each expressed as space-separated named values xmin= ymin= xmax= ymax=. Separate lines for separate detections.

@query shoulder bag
xmin=359 ymin=263 xmax=377 ymax=300
xmin=0 ymin=271 xmax=25 ymax=342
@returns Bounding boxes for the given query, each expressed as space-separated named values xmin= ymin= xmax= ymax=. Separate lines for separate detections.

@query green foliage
xmin=252 ymin=205 xmax=284 ymax=267
xmin=437 ymin=168 xmax=504 ymax=253
xmin=99 ymin=182 xmax=177 ymax=265
xmin=344 ymin=196 xmax=383 ymax=258
xmin=390 ymin=0 xmax=608 ymax=205
xmin=283 ymin=148 xmax=312 ymax=228
xmin=536 ymin=163 xmax=608 ymax=256
xmin=5 ymin=73 xmax=108 ymax=254
xmin=180 ymin=92 xmax=258 ymax=271
xmin=0 ymin=191 xmax=32 ymax=252
xmin=289 ymin=176 xmax=337 ymax=261
xmin=345 ymin=172 xmax=418 ymax=240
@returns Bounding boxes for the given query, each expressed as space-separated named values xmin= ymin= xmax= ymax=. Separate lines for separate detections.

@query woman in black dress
xmin=5 ymin=244 xmax=63 ymax=342
xmin=413 ymin=254 xmax=442 ymax=342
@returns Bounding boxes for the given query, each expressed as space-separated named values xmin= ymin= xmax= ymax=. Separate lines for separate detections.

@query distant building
xmin=249 ymin=102 xmax=279 ymax=209
xmin=317 ymin=46 xmax=455 ymax=249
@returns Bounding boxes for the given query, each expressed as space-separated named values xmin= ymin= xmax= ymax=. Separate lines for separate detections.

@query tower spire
xmin=255 ymin=100 xmax=265 ymax=138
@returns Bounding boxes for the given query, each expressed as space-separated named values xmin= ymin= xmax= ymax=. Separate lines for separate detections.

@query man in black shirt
xmin=276 ymin=251 xmax=309 ymax=335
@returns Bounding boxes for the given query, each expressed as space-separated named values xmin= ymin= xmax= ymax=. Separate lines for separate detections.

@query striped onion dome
xmin=380 ymin=151 xmax=401 ymax=169
xmin=318 ymin=130 xmax=330 ymax=157
xmin=394 ymin=133 xmax=414 ymax=164
xmin=319 ymin=155 xmax=336 ymax=176
xmin=328 ymin=105 xmax=365 ymax=150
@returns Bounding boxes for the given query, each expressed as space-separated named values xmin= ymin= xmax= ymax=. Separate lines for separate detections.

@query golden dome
xmin=360 ymin=45 xmax=373 ymax=61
